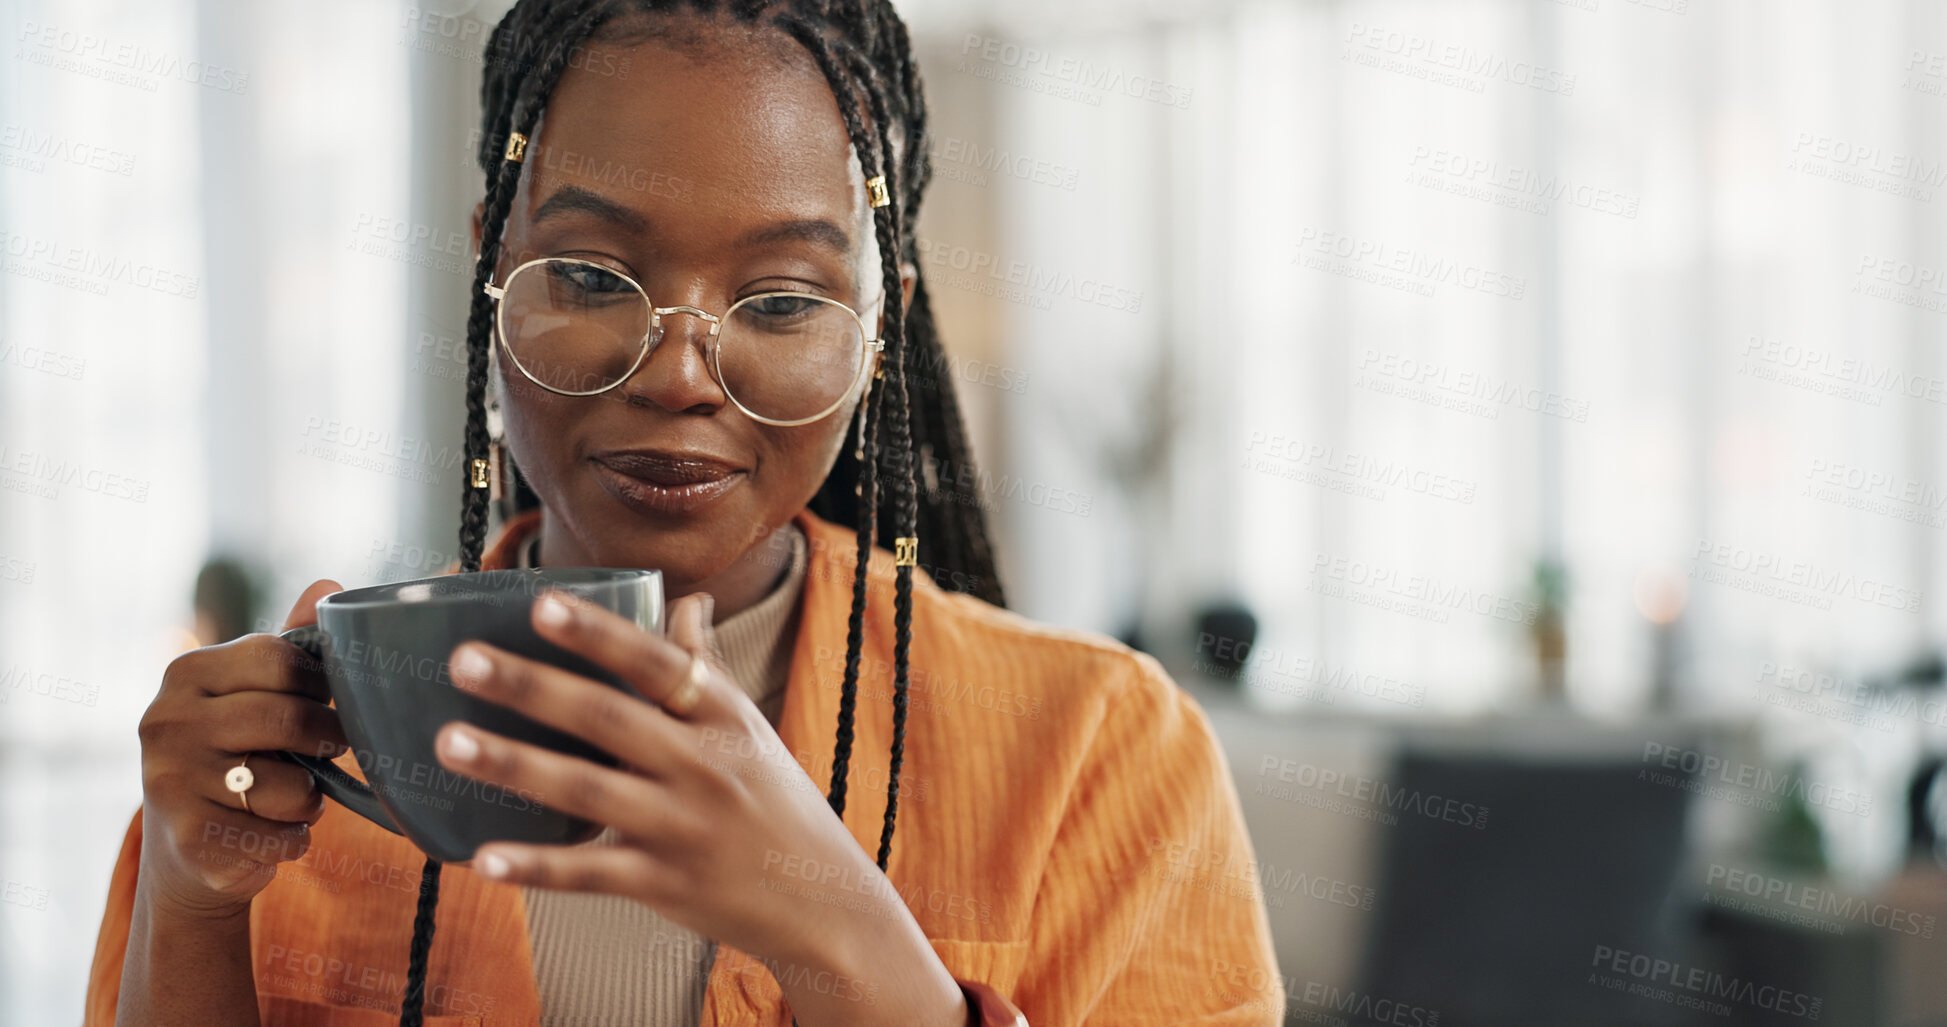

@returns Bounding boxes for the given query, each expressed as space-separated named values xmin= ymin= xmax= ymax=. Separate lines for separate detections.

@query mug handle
xmin=274 ymin=625 xmax=403 ymax=836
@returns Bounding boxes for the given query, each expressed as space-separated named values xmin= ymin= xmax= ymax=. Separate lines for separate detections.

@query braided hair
xmin=392 ymin=2 xmax=1006 ymax=1023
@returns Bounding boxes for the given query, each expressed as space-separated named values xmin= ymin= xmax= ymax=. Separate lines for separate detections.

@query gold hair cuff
xmin=894 ymin=536 xmax=918 ymax=566
xmin=504 ymin=132 xmax=529 ymax=163
xmin=866 ymin=175 xmax=890 ymax=208
xmin=471 ymin=458 xmax=490 ymax=488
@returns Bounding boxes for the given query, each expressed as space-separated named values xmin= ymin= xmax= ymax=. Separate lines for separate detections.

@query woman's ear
xmin=470 ymin=200 xmax=487 ymax=262
xmin=877 ymin=259 xmax=919 ymax=337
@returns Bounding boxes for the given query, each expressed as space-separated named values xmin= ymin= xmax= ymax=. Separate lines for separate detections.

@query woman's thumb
xmin=280 ymin=579 xmax=344 ymax=632
xmin=669 ymin=592 xmax=726 ymax=674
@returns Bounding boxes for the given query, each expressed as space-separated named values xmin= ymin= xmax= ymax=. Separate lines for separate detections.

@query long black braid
xmin=393 ymin=1 xmax=1006 ymax=1023
xmin=836 ymin=34 xmax=923 ymax=869
xmin=410 ymin=6 xmax=616 ymax=1024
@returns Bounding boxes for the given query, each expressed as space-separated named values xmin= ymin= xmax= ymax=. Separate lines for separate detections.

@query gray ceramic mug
xmin=273 ymin=567 xmax=662 ymax=862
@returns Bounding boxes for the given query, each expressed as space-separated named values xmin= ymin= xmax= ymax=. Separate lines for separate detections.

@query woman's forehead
xmin=549 ymin=26 xmax=861 ymax=190
xmin=512 ymin=26 xmax=875 ymax=250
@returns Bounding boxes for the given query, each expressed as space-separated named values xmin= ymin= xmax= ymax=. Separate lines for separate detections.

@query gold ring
xmin=663 ymin=653 xmax=708 ymax=717
xmin=225 ymin=754 xmax=256 ymax=815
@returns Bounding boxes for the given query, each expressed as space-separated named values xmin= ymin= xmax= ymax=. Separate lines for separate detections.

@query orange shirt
xmin=84 ymin=507 xmax=1284 ymax=1025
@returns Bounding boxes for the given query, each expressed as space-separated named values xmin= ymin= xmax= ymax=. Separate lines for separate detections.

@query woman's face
xmin=474 ymin=17 xmax=911 ymax=594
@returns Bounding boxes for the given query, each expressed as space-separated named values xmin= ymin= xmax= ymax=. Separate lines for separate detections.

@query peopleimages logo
xmin=1244 ymin=432 xmax=1478 ymax=505
xmin=1309 ymin=551 xmax=1539 ymax=627
xmin=0 ymin=443 xmax=151 ymax=503
xmin=1342 ymin=22 xmax=1576 ymax=95
xmin=955 ymin=35 xmax=1194 ymax=109
xmin=1354 ymin=348 xmax=1591 ymax=422
xmin=1293 ymin=226 xmax=1527 ymax=299
xmin=330 ymin=743 xmax=547 ymax=817
xmin=1256 ymin=756 xmax=1490 ymax=829
xmin=1739 ymin=333 xmax=1943 ymax=406
xmin=1705 ymin=864 xmax=1936 ymax=937
xmin=1205 ymin=959 xmax=1443 ymax=1027
xmin=1589 ymin=945 xmax=1821 ymax=1020
xmin=1144 ymin=838 xmax=1377 ymax=911
xmin=1405 ymin=146 xmax=1639 ymax=219
xmin=1640 ymin=742 xmax=1872 ymax=817
xmin=1759 ymin=661 xmax=1947 ymax=728
xmin=0 ymin=124 xmax=136 ymax=176
xmin=0 ymin=228 xmax=200 ymax=298
xmin=1787 ymin=132 xmax=1947 ymax=201
xmin=930 ymin=135 xmax=1081 ymax=192
xmin=1194 ymin=634 xmax=1426 ymax=709
xmin=913 ymin=237 xmax=1143 ymax=314
xmin=1690 ymin=538 xmax=1922 ymax=613
xmin=14 ymin=20 xmax=251 ymax=94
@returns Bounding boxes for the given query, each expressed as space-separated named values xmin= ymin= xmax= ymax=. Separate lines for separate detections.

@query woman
xmin=83 ymin=1 xmax=1282 ymax=1024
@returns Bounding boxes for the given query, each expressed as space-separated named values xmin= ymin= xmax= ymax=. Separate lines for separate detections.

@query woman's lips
xmin=591 ymin=452 xmax=745 ymax=516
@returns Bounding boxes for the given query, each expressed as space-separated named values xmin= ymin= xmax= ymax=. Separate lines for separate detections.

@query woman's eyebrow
xmin=533 ymin=185 xmax=650 ymax=234
xmin=734 ymin=218 xmax=854 ymax=257
xmin=533 ymin=183 xmax=853 ymax=258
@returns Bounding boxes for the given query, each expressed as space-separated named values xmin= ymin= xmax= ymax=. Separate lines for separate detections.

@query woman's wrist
xmin=121 ymin=876 xmax=262 ymax=1027
xmin=775 ymin=898 xmax=968 ymax=1027
xmin=142 ymin=879 xmax=256 ymax=926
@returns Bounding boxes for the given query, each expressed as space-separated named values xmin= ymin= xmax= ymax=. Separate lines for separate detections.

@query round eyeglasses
xmin=483 ymin=256 xmax=885 ymax=426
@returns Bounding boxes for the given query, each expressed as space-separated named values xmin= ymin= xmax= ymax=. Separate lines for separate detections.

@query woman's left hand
xmin=431 ymin=589 xmax=969 ymax=1027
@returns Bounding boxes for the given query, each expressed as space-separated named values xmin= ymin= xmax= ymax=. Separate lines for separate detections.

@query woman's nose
xmin=619 ymin=307 xmax=727 ymax=413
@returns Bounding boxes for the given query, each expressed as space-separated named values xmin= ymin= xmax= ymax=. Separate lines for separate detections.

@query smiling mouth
xmin=591 ymin=451 xmax=745 ymax=517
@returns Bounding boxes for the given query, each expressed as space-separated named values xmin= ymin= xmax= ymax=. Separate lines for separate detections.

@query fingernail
xmin=442 ymin=726 xmax=480 ymax=763
xmin=452 ymin=645 xmax=492 ymax=683
xmin=537 ymin=594 xmax=572 ymax=628
xmin=478 ymin=852 xmax=510 ymax=878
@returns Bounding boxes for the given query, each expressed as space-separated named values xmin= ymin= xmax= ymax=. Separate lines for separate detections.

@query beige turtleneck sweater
xmin=515 ymin=522 xmax=808 ymax=1026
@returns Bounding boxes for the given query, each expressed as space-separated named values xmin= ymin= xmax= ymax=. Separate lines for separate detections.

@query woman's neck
xmin=532 ymin=513 xmax=799 ymax=624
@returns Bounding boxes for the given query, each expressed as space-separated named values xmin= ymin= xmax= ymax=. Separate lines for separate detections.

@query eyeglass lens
xmin=499 ymin=259 xmax=866 ymax=423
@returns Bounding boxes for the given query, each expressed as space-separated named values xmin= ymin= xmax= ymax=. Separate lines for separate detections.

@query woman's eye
xmin=746 ymin=293 xmax=819 ymax=318
xmin=548 ymin=262 xmax=634 ymax=295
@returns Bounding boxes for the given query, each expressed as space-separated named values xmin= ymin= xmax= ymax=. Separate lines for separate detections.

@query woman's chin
xmin=569 ymin=527 xmax=739 ymax=589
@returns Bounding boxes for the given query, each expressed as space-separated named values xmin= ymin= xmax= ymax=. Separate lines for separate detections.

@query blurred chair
xmin=1349 ymin=752 xmax=1694 ymax=1027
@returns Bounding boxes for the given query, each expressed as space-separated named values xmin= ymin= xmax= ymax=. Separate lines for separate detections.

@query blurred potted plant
xmin=1530 ymin=557 xmax=1568 ymax=702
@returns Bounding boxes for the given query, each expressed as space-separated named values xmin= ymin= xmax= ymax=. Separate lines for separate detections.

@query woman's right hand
xmin=134 ymin=578 xmax=351 ymax=919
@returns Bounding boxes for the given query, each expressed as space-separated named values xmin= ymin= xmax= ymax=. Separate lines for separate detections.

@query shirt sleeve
xmin=1006 ymin=651 xmax=1285 ymax=1025
xmin=82 ymin=807 xmax=145 ymax=1027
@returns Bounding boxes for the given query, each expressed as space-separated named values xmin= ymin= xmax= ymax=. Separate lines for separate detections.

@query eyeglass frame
xmin=483 ymin=255 xmax=887 ymax=427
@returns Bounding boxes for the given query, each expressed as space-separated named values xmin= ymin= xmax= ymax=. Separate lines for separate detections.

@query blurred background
xmin=6 ymin=0 xmax=1947 ymax=1023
